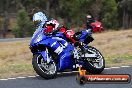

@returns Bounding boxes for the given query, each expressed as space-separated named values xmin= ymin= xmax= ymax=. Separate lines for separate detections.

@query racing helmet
xmin=33 ymin=12 xmax=47 ymax=27
xmin=86 ymin=15 xmax=92 ymax=19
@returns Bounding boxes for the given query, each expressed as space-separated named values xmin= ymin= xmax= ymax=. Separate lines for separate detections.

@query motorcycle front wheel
xmin=32 ymin=54 xmax=57 ymax=79
xmin=83 ymin=46 xmax=105 ymax=74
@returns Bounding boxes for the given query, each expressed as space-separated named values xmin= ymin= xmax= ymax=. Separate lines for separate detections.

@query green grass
xmin=105 ymin=55 xmax=132 ymax=67
xmin=0 ymin=63 xmax=34 ymax=79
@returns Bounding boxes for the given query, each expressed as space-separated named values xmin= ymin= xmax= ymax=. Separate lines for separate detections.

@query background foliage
xmin=12 ymin=8 xmax=34 ymax=37
xmin=0 ymin=0 xmax=132 ymax=37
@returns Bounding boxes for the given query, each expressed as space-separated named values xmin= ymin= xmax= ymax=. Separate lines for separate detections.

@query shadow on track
xmin=32 ymin=71 xmax=78 ymax=80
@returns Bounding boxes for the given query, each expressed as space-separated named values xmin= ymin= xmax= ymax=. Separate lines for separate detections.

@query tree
xmin=12 ymin=8 xmax=34 ymax=37
xmin=116 ymin=0 xmax=132 ymax=28
xmin=0 ymin=0 xmax=10 ymax=38
xmin=1 ymin=0 xmax=131 ymax=38
xmin=100 ymin=0 xmax=118 ymax=29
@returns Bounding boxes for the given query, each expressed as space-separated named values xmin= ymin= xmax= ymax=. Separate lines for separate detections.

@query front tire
xmin=32 ymin=54 xmax=57 ymax=79
xmin=83 ymin=46 xmax=105 ymax=74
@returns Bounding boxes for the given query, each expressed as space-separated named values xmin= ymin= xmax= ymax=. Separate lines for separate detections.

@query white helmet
xmin=33 ymin=12 xmax=47 ymax=23
xmin=87 ymin=15 xmax=92 ymax=19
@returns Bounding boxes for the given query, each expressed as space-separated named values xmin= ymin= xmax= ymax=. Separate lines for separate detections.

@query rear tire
xmin=83 ymin=46 xmax=105 ymax=74
xmin=32 ymin=54 xmax=57 ymax=79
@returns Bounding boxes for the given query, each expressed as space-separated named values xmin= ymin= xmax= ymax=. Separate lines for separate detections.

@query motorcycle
xmin=29 ymin=24 xmax=105 ymax=79
xmin=91 ymin=21 xmax=103 ymax=33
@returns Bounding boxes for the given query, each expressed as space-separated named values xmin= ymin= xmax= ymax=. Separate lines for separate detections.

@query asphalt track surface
xmin=0 ymin=38 xmax=30 ymax=42
xmin=0 ymin=66 xmax=132 ymax=88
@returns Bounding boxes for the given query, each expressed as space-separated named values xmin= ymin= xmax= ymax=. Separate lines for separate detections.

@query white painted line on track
xmin=17 ymin=77 xmax=27 ymax=79
xmin=8 ymin=78 xmax=17 ymax=80
xmin=121 ymin=66 xmax=130 ymax=68
xmin=104 ymin=68 xmax=111 ymax=69
xmin=110 ymin=67 xmax=120 ymax=69
xmin=0 ymin=66 xmax=131 ymax=81
xmin=0 ymin=79 xmax=8 ymax=81
xmin=27 ymin=76 xmax=36 ymax=78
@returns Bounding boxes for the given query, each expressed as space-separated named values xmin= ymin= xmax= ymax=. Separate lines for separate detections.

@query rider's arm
xmin=65 ymin=33 xmax=76 ymax=44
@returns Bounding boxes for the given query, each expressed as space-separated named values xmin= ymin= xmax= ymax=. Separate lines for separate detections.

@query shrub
xmin=12 ymin=8 xmax=34 ymax=38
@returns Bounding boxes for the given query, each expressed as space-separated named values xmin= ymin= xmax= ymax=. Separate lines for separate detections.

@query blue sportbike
xmin=29 ymin=25 xmax=105 ymax=79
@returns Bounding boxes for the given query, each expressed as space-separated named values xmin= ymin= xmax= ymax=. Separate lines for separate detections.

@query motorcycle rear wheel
xmin=83 ymin=46 xmax=105 ymax=74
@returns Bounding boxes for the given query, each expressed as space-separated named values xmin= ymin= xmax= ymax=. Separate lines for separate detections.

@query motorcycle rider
xmin=33 ymin=12 xmax=81 ymax=50
xmin=86 ymin=15 xmax=95 ymax=29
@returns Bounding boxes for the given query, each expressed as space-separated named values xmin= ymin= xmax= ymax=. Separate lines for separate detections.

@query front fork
xmin=38 ymin=48 xmax=51 ymax=63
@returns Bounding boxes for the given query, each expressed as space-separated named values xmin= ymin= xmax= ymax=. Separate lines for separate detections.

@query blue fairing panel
xmin=58 ymin=43 xmax=75 ymax=70
xmin=38 ymin=38 xmax=61 ymax=52
xmin=59 ymin=51 xmax=74 ymax=70
xmin=38 ymin=39 xmax=75 ymax=70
